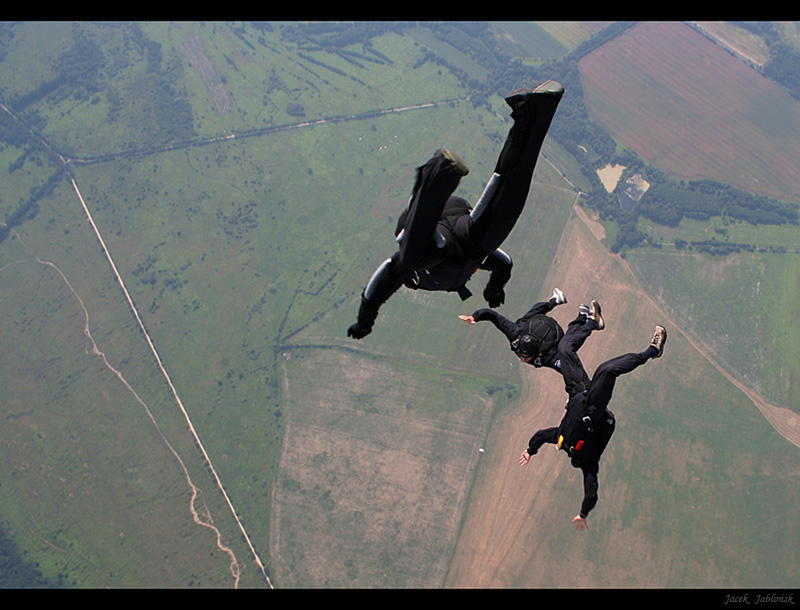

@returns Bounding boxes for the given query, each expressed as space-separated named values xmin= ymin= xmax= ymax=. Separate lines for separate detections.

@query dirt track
xmin=444 ymin=203 xmax=800 ymax=587
xmin=583 ymin=204 xmax=800 ymax=451
xmin=444 ymin=205 xmax=644 ymax=587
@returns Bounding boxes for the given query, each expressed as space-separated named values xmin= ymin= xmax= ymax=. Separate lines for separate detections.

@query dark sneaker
xmin=578 ymin=303 xmax=590 ymax=318
xmin=649 ymin=325 xmax=667 ymax=358
xmin=589 ymin=299 xmax=604 ymax=330
xmin=441 ymin=149 xmax=469 ymax=176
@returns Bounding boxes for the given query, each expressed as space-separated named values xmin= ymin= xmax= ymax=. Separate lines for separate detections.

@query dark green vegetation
xmin=639 ymin=179 xmax=797 ymax=227
xmin=743 ymin=21 xmax=800 ymax=100
xmin=0 ymin=20 xmax=798 ymax=588
xmin=0 ymin=522 xmax=66 ymax=588
xmin=603 ymin=160 xmax=799 ymax=253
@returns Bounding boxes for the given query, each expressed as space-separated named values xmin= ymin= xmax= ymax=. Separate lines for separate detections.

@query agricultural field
xmin=625 ymin=246 xmax=800 ymax=412
xmin=580 ymin=21 xmax=800 ymax=203
xmin=535 ymin=21 xmax=613 ymax=53
xmin=446 ymin=208 xmax=800 ymax=588
xmin=489 ymin=22 xmax=601 ymax=61
xmin=0 ymin=20 xmax=799 ymax=590
xmin=691 ymin=21 xmax=771 ymax=66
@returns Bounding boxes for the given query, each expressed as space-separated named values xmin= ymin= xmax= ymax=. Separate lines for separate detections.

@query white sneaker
xmin=649 ymin=325 xmax=667 ymax=358
xmin=551 ymin=288 xmax=566 ymax=305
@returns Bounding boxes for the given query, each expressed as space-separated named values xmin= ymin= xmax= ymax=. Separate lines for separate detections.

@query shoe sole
xmin=510 ymin=81 xmax=565 ymax=97
xmin=651 ymin=325 xmax=667 ymax=357
xmin=442 ymin=149 xmax=469 ymax=176
xmin=533 ymin=80 xmax=565 ymax=95
xmin=591 ymin=299 xmax=605 ymax=330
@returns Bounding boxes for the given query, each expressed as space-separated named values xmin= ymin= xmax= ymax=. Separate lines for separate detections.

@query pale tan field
xmin=270 ymin=344 xmax=502 ymax=587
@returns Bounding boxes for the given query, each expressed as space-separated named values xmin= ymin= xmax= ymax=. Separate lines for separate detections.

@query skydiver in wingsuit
xmin=347 ymin=80 xmax=565 ymax=340
xmin=519 ymin=315 xmax=667 ymax=531
xmin=458 ymin=292 xmax=606 ymax=397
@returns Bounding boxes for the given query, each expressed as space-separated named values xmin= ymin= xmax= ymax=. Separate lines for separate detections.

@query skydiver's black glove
xmin=483 ymin=282 xmax=506 ymax=308
xmin=347 ymin=322 xmax=372 ymax=340
xmin=349 ymin=296 xmax=378 ymax=339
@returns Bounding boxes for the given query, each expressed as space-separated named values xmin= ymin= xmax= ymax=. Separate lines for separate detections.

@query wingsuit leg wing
xmin=347 ymin=150 xmax=468 ymax=340
xmin=468 ymin=80 xmax=564 ymax=254
xmin=396 ymin=149 xmax=469 ymax=269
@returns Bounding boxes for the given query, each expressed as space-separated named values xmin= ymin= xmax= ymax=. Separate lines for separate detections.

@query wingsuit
xmin=347 ymin=81 xmax=564 ymax=340
xmin=522 ymin=320 xmax=667 ymax=525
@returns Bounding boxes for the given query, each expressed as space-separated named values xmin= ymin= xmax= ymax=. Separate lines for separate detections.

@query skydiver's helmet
xmin=516 ymin=334 xmax=540 ymax=359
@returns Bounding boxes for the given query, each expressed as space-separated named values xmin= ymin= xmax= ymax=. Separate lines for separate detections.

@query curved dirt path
xmin=66 ymin=177 xmax=274 ymax=587
xmin=8 ymin=228 xmax=250 ymax=586
xmin=574 ymin=205 xmax=800 ymax=450
xmin=445 ymin=202 xmax=800 ymax=588
xmin=3 ymin=171 xmax=275 ymax=588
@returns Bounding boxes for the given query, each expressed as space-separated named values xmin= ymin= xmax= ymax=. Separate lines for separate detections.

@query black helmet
xmin=516 ymin=334 xmax=540 ymax=358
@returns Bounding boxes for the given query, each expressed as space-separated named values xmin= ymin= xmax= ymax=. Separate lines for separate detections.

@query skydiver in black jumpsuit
xmin=459 ymin=294 xmax=605 ymax=397
xmin=519 ymin=321 xmax=668 ymax=531
xmin=347 ymin=80 xmax=565 ymax=340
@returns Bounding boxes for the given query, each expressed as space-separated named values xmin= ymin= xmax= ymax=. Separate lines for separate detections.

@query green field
xmin=626 ymin=246 xmax=800 ymax=409
xmin=0 ymin=21 xmax=521 ymax=588
xmin=1 ymin=21 xmax=799 ymax=589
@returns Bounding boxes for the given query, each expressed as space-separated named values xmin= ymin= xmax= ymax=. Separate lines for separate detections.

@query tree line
xmin=638 ymin=179 xmax=798 ymax=227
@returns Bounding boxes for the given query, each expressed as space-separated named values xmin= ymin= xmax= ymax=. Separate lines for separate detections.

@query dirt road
xmin=444 ymin=203 xmax=800 ymax=587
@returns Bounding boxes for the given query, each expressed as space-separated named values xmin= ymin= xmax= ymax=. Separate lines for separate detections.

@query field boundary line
xmin=68 ymin=175 xmax=274 ymax=588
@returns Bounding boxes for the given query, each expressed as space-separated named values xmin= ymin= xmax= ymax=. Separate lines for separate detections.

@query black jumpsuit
xmin=348 ymin=82 xmax=564 ymax=339
xmin=471 ymin=298 xmax=563 ymax=368
xmin=527 ymin=320 xmax=651 ymax=518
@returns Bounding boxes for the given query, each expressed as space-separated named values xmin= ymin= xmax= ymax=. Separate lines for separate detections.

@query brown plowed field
xmin=580 ymin=21 xmax=800 ymax=202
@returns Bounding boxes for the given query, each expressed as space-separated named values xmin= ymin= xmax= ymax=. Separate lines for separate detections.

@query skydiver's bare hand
xmin=573 ymin=515 xmax=589 ymax=531
xmin=519 ymin=450 xmax=531 ymax=466
xmin=458 ymin=315 xmax=476 ymax=324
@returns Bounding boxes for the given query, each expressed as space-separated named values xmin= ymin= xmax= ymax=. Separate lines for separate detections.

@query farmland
xmin=446 ymin=206 xmax=800 ymax=588
xmin=580 ymin=21 xmax=800 ymax=202
xmin=0 ymin=21 xmax=798 ymax=589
